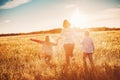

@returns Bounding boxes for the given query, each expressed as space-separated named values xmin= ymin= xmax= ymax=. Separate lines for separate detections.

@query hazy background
xmin=0 ymin=0 xmax=120 ymax=33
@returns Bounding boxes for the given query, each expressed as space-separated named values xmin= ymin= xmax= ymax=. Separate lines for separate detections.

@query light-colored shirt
xmin=41 ymin=42 xmax=57 ymax=55
xmin=30 ymin=39 xmax=56 ymax=56
xmin=81 ymin=36 xmax=94 ymax=53
xmin=59 ymin=28 xmax=77 ymax=44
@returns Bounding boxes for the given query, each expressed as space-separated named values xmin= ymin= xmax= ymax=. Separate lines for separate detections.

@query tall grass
xmin=0 ymin=31 xmax=120 ymax=80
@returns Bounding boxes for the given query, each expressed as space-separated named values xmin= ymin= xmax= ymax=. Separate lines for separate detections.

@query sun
xmin=69 ymin=8 xmax=88 ymax=28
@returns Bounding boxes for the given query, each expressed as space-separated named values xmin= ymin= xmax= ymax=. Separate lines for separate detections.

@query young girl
xmin=30 ymin=36 xmax=57 ymax=64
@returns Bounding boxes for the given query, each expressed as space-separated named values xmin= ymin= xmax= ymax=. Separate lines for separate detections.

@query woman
xmin=57 ymin=19 xmax=76 ymax=64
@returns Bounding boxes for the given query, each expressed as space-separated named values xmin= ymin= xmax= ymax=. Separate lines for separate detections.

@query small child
xmin=80 ymin=31 xmax=94 ymax=69
xmin=30 ymin=36 xmax=57 ymax=64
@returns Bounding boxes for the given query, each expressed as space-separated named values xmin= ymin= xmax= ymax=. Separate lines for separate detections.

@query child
xmin=30 ymin=36 xmax=57 ymax=64
xmin=80 ymin=31 xmax=94 ymax=70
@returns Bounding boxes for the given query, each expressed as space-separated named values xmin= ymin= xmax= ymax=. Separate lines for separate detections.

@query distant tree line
xmin=85 ymin=27 xmax=120 ymax=31
xmin=0 ymin=27 xmax=120 ymax=37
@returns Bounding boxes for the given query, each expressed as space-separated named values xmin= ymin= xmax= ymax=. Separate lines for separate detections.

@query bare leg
xmin=88 ymin=54 xmax=94 ymax=70
xmin=83 ymin=53 xmax=87 ymax=69
xmin=64 ymin=44 xmax=74 ymax=65
xmin=66 ymin=54 xmax=70 ymax=64
xmin=45 ymin=55 xmax=51 ymax=65
xmin=64 ymin=44 xmax=70 ymax=64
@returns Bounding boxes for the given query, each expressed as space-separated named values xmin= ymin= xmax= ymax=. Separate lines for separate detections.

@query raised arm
xmin=56 ymin=29 xmax=64 ymax=42
xmin=30 ymin=39 xmax=44 ymax=44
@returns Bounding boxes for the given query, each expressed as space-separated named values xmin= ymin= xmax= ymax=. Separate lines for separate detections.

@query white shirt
xmin=81 ymin=36 xmax=94 ymax=53
xmin=31 ymin=39 xmax=56 ymax=56
xmin=41 ymin=42 xmax=56 ymax=55
xmin=60 ymin=28 xmax=76 ymax=44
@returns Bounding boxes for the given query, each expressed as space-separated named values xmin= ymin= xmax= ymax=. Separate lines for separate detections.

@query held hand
xmin=30 ymin=38 xmax=35 ymax=41
xmin=55 ymin=43 xmax=58 ymax=46
xmin=53 ymin=39 xmax=59 ymax=46
xmin=30 ymin=38 xmax=33 ymax=41
xmin=56 ymin=38 xmax=60 ymax=43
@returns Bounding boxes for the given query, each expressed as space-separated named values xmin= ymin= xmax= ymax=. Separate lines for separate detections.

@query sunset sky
xmin=0 ymin=0 xmax=120 ymax=33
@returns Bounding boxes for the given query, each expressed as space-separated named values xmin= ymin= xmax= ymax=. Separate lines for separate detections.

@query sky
xmin=0 ymin=0 xmax=120 ymax=33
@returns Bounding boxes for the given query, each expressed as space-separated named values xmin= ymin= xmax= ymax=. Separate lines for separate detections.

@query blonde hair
xmin=84 ymin=31 xmax=89 ymax=36
xmin=63 ymin=19 xmax=71 ymax=28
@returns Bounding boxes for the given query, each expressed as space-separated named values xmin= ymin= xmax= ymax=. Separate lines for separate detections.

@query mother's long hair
xmin=63 ymin=19 xmax=71 ymax=28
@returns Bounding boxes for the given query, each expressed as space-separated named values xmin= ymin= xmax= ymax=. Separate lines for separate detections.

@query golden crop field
xmin=0 ymin=31 xmax=120 ymax=80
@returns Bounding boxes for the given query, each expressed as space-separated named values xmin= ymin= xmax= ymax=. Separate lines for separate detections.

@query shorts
xmin=63 ymin=44 xmax=75 ymax=57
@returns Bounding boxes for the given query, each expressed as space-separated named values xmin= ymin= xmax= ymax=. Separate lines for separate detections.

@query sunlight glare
xmin=70 ymin=8 xmax=88 ymax=28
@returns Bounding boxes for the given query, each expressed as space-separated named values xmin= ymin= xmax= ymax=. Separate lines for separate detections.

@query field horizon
xmin=0 ymin=27 xmax=120 ymax=37
xmin=0 ymin=30 xmax=120 ymax=80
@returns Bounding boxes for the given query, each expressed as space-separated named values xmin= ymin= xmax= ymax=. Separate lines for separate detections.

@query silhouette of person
xmin=30 ymin=36 xmax=57 ymax=64
xmin=57 ymin=19 xmax=77 ymax=64
xmin=80 ymin=31 xmax=94 ymax=70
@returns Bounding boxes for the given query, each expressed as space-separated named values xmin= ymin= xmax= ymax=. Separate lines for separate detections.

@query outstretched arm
xmin=56 ymin=29 xmax=64 ymax=43
xmin=56 ymin=37 xmax=61 ymax=43
xmin=30 ymin=39 xmax=44 ymax=44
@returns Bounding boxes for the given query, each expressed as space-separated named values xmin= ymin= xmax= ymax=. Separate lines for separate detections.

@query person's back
xmin=41 ymin=41 xmax=55 ymax=56
xmin=82 ymin=36 xmax=94 ymax=53
xmin=57 ymin=19 xmax=76 ymax=64
xmin=81 ymin=31 xmax=94 ymax=70
xmin=61 ymin=28 xmax=75 ymax=44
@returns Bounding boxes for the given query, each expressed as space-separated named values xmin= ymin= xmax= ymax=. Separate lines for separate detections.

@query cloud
xmin=117 ymin=5 xmax=120 ymax=8
xmin=98 ymin=7 xmax=120 ymax=18
xmin=0 ymin=0 xmax=32 ymax=9
xmin=87 ymin=7 xmax=120 ymax=27
xmin=4 ymin=19 xmax=11 ymax=23
xmin=0 ymin=19 xmax=11 ymax=24
xmin=65 ymin=4 xmax=76 ymax=8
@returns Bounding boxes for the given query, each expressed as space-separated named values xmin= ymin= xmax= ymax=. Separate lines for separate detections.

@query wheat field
xmin=0 ymin=31 xmax=120 ymax=80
